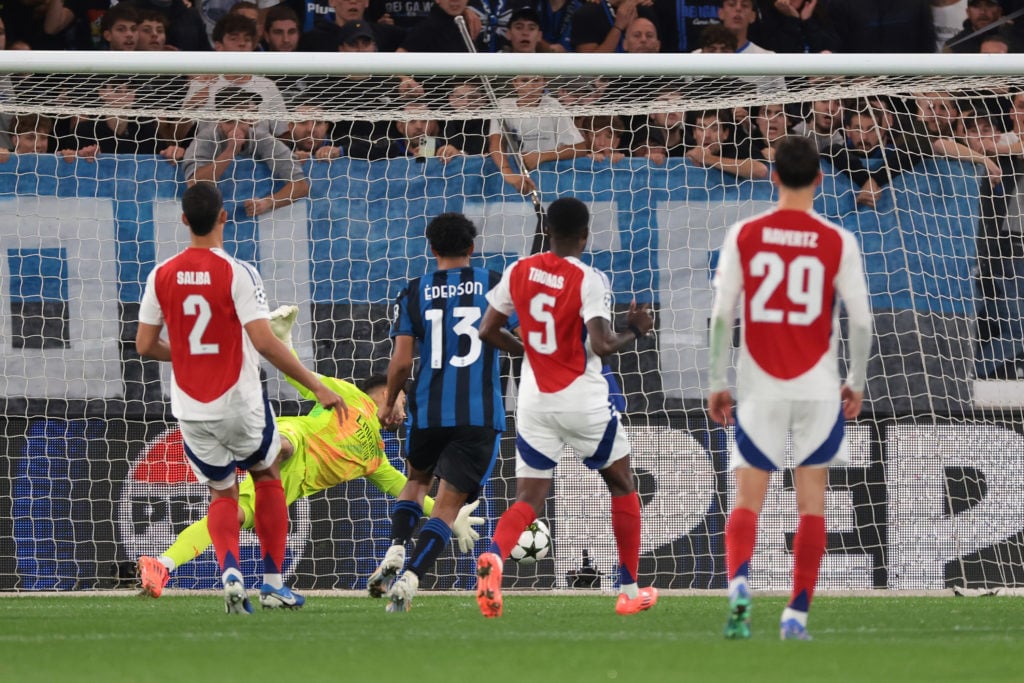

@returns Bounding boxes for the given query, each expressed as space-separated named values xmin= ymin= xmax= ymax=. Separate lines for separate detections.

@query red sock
xmin=254 ymin=479 xmax=288 ymax=574
xmin=726 ymin=507 xmax=758 ymax=581
xmin=488 ymin=501 xmax=536 ymax=560
xmin=611 ymin=493 xmax=642 ymax=585
xmin=208 ymin=497 xmax=241 ymax=573
xmin=789 ymin=514 xmax=826 ymax=612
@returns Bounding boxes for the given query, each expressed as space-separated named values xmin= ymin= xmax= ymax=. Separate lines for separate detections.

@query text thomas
xmin=528 ymin=267 xmax=565 ymax=289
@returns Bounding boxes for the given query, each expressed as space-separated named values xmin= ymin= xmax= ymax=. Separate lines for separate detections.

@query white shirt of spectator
xmin=692 ymin=42 xmax=784 ymax=93
xmin=489 ymin=95 xmax=584 ymax=153
xmin=934 ymin=0 xmax=969 ymax=51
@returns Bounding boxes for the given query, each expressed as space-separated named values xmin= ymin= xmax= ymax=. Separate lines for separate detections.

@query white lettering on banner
xmin=423 ymin=280 xmax=484 ymax=301
xmin=550 ymin=424 xmax=1024 ymax=590
xmin=887 ymin=424 xmax=1024 ymax=590
xmin=0 ymin=197 xmax=120 ymax=400
xmin=737 ymin=425 xmax=873 ymax=591
xmin=552 ymin=426 xmax=716 ymax=588
xmin=655 ymin=200 xmax=776 ymax=400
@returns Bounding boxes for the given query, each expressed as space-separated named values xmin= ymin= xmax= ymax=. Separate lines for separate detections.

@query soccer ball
xmin=510 ymin=520 xmax=551 ymax=565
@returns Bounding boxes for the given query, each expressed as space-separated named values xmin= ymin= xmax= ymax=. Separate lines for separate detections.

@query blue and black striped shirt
xmin=391 ymin=267 xmax=508 ymax=432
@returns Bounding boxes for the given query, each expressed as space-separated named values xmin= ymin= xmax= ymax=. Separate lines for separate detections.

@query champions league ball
xmin=510 ymin=520 xmax=551 ymax=565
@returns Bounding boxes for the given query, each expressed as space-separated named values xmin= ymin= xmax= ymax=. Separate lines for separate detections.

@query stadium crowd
xmin=0 ymin=0 xmax=1022 ymax=377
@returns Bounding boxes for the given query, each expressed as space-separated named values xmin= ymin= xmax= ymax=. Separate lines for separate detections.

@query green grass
xmin=0 ymin=594 xmax=1021 ymax=683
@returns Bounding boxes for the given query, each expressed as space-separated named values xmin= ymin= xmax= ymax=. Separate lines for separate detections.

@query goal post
xmin=2 ymin=52 xmax=1024 ymax=593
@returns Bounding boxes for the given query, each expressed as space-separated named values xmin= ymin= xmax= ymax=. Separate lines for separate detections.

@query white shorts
xmin=730 ymin=398 xmax=847 ymax=472
xmin=178 ymin=400 xmax=281 ymax=490
xmin=514 ymin=404 xmax=631 ymax=479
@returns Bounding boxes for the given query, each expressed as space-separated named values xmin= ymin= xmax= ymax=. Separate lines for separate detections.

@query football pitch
xmin=0 ymin=594 xmax=1019 ymax=683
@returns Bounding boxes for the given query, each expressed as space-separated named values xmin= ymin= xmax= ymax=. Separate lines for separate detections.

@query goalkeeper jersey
xmin=277 ymin=375 xmax=387 ymax=496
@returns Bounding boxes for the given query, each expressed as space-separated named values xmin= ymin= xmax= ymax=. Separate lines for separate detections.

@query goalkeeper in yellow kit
xmin=137 ymin=305 xmax=483 ymax=599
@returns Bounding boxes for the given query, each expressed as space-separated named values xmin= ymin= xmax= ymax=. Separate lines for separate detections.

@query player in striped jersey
xmin=369 ymin=213 xmax=519 ymax=612
xmin=135 ymin=182 xmax=346 ymax=614
xmin=474 ymin=197 xmax=657 ymax=618
xmin=707 ymin=136 xmax=873 ymax=640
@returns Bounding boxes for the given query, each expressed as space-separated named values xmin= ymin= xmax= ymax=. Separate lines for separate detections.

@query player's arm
xmin=585 ymin=303 xmax=653 ymax=357
xmin=836 ymin=233 xmax=873 ymax=419
xmin=478 ymin=306 xmax=524 ymax=355
xmin=135 ymin=322 xmax=171 ymax=361
xmin=246 ymin=318 xmax=348 ymax=419
xmin=479 ymin=263 xmax=525 ymax=355
xmin=581 ymin=269 xmax=653 ymax=357
xmin=379 ymin=334 xmax=414 ymax=429
xmin=707 ymin=228 xmax=743 ymax=426
xmin=135 ymin=270 xmax=171 ymax=361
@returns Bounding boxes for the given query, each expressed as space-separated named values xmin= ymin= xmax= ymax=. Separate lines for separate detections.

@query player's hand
xmin=502 ymin=171 xmax=537 ymax=195
xmin=244 ymin=197 xmax=274 ymax=217
xmin=377 ymin=402 xmax=405 ymax=429
xmin=841 ymin=384 xmax=863 ymax=419
xmin=315 ymin=386 xmax=350 ymax=422
xmin=462 ymin=8 xmax=483 ymax=39
xmin=707 ymin=390 xmax=734 ymax=426
xmin=452 ymin=500 xmax=484 ymax=553
xmin=269 ymin=304 xmax=299 ymax=349
xmin=625 ymin=301 xmax=654 ymax=337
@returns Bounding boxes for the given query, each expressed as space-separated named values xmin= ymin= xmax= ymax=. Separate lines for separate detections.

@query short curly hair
xmin=425 ymin=213 xmax=478 ymax=257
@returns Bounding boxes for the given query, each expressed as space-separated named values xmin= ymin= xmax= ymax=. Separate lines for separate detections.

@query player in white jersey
xmin=474 ymin=197 xmax=658 ymax=618
xmin=707 ymin=136 xmax=873 ymax=640
xmin=135 ymin=181 xmax=347 ymax=614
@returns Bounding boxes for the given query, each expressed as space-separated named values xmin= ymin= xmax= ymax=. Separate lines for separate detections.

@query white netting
xmin=2 ymin=53 xmax=1024 ymax=593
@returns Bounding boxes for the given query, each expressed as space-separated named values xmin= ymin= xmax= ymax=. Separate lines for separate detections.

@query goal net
xmin=2 ymin=52 xmax=1024 ymax=594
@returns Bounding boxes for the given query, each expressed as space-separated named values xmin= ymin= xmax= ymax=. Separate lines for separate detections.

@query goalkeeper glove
xmin=269 ymin=304 xmax=299 ymax=350
xmin=452 ymin=499 xmax=484 ymax=553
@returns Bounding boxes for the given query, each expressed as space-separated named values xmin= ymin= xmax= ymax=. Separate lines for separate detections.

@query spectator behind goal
xmin=181 ymin=86 xmax=310 ymax=217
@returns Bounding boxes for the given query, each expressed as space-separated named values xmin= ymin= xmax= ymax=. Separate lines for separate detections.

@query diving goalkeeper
xmin=137 ymin=305 xmax=484 ymax=598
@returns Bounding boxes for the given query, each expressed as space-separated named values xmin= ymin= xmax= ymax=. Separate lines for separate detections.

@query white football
xmin=510 ymin=520 xmax=551 ymax=565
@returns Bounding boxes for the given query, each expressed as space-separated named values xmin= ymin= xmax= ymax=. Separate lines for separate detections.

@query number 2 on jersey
xmin=183 ymin=293 xmax=219 ymax=355
xmin=748 ymin=252 xmax=824 ymax=326
xmin=425 ymin=307 xmax=482 ymax=368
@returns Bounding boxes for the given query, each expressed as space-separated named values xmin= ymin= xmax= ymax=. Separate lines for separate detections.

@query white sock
xmin=263 ymin=573 xmax=284 ymax=590
xmin=620 ymin=582 xmax=639 ymax=599
xmin=158 ymin=556 xmax=176 ymax=572
xmin=781 ymin=607 xmax=808 ymax=627
xmin=728 ymin=576 xmax=749 ymax=601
